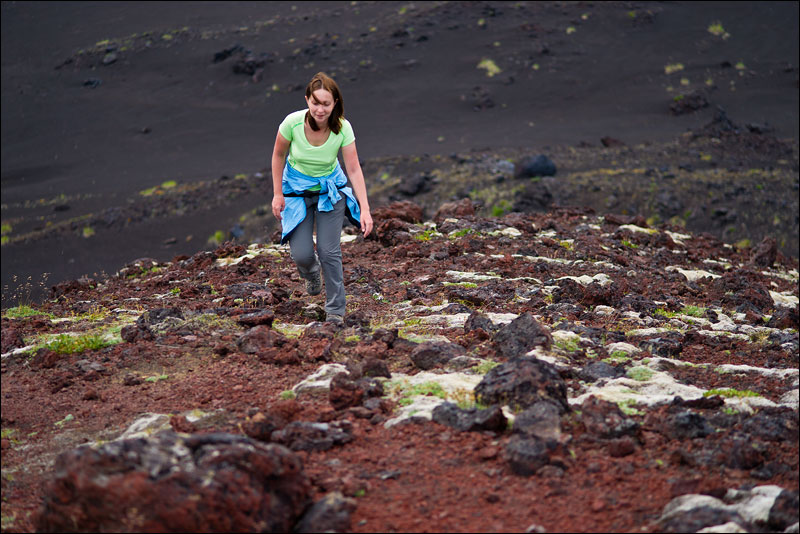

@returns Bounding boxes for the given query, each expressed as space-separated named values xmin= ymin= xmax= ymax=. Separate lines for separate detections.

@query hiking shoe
xmin=325 ymin=313 xmax=344 ymax=325
xmin=306 ymin=270 xmax=322 ymax=296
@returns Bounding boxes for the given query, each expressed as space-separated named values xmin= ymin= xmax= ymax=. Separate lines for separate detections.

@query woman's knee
xmin=291 ymin=248 xmax=317 ymax=268
xmin=317 ymin=244 xmax=342 ymax=264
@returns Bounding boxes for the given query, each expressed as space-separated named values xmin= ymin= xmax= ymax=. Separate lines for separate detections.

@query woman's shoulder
xmin=283 ymin=109 xmax=306 ymax=125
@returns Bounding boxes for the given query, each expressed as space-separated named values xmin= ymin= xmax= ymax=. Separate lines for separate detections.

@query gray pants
xmin=288 ymin=196 xmax=346 ymax=316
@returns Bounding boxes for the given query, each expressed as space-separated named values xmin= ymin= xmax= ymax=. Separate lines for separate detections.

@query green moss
xmin=397 ymin=381 xmax=448 ymax=406
xmin=279 ymin=390 xmax=296 ymax=400
xmin=681 ymin=305 xmax=705 ymax=317
xmin=603 ymin=350 xmax=631 ymax=364
xmin=626 ymin=367 xmax=654 ymax=381
xmin=703 ymin=388 xmax=760 ymax=398
xmin=3 ymin=305 xmax=55 ymax=319
xmin=44 ymin=333 xmax=117 ymax=354
xmin=555 ymin=338 xmax=580 ymax=353
xmin=617 ymin=399 xmax=641 ymax=416
xmin=474 ymin=360 xmax=500 ymax=375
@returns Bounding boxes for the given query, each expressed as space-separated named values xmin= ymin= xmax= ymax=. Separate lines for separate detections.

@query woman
xmin=271 ymin=72 xmax=373 ymax=325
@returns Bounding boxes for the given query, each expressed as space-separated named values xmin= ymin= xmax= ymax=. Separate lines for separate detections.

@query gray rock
xmin=492 ymin=312 xmax=553 ymax=359
xmin=431 ymin=402 xmax=507 ymax=432
xmin=293 ymin=491 xmax=356 ymax=533
xmin=409 ymin=341 xmax=466 ymax=370
xmin=664 ymin=410 xmax=715 ymax=440
xmin=271 ymin=421 xmax=353 ymax=452
xmin=515 ymin=154 xmax=557 ymax=178
xmin=578 ymin=361 xmax=621 ymax=382
xmin=579 ymin=396 xmax=638 ymax=439
xmin=512 ymin=401 xmax=562 ymax=441
xmin=504 ymin=436 xmax=552 ymax=476
xmin=474 ymin=357 xmax=568 ymax=413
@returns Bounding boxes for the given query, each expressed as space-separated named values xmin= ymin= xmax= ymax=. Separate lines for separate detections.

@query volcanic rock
xmin=35 ymin=431 xmax=310 ymax=533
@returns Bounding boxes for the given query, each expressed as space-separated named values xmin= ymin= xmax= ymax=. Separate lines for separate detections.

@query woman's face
xmin=305 ymin=88 xmax=336 ymax=127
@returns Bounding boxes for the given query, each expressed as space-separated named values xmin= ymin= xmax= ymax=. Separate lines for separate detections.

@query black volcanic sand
xmin=2 ymin=1 xmax=798 ymax=307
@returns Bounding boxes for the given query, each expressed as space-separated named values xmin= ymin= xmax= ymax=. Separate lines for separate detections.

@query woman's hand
xmin=272 ymin=194 xmax=285 ymax=221
xmin=360 ymin=209 xmax=373 ymax=237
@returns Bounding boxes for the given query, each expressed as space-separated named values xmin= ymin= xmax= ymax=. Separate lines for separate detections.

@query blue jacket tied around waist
xmin=280 ymin=161 xmax=361 ymax=244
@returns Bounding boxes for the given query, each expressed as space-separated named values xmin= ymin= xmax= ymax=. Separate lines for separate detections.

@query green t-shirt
xmin=278 ymin=110 xmax=355 ymax=178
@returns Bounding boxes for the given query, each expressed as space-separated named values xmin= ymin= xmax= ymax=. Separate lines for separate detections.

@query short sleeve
xmin=278 ymin=113 xmax=296 ymax=141
xmin=340 ymin=118 xmax=355 ymax=146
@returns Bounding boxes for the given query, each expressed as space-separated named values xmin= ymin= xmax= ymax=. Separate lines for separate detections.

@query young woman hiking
xmin=271 ymin=72 xmax=373 ymax=325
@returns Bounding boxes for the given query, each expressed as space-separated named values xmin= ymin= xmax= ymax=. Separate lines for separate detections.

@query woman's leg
xmin=315 ymin=198 xmax=346 ymax=316
xmin=288 ymin=197 xmax=320 ymax=281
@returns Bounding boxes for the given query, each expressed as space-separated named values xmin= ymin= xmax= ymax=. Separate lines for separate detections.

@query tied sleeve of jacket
xmin=280 ymin=161 xmax=361 ymax=244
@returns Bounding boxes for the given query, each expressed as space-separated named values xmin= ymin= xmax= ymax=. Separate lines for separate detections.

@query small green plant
xmin=54 ymin=414 xmax=75 ymax=428
xmin=413 ymin=228 xmax=437 ymax=242
xmin=707 ymin=21 xmax=730 ymax=39
xmin=398 ymin=382 xmax=447 ymax=406
xmin=621 ymin=239 xmax=638 ymax=249
xmin=145 ymin=374 xmax=169 ymax=383
xmin=603 ymin=350 xmax=631 ymax=364
xmin=617 ymin=399 xmax=641 ymax=416
xmin=703 ymin=388 xmax=760 ymax=398
xmin=681 ymin=305 xmax=705 ymax=317
xmin=170 ymin=287 xmax=181 ymax=295
xmin=477 ymin=58 xmax=501 ymax=77
xmin=474 ymin=360 xmax=500 ymax=375
xmin=450 ymin=228 xmax=475 ymax=239
xmin=664 ymin=63 xmax=684 ymax=75
xmin=491 ymin=200 xmax=512 ymax=217
xmin=654 ymin=308 xmax=676 ymax=318
xmin=554 ymin=337 xmax=580 ymax=353
xmin=279 ymin=390 xmax=296 ymax=400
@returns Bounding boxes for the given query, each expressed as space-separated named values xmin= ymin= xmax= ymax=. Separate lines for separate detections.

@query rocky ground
xmin=1 ymin=196 xmax=798 ymax=532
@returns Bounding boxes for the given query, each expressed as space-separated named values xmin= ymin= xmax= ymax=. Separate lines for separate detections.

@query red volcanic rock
xmin=35 ymin=431 xmax=310 ymax=533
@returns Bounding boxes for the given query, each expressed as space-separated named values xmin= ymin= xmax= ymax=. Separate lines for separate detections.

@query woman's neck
xmin=308 ymin=116 xmax=329 ymax=132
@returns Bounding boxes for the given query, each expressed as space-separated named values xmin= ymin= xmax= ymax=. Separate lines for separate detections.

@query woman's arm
xmin=271 ymin=132 xmax=291 ymax=220
xmin=342 ymin=142 xmax=373 ymax=237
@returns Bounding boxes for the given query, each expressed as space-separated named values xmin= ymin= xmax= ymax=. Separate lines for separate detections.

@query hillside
xmin=1 ymin=199 xmax=798 ymax=532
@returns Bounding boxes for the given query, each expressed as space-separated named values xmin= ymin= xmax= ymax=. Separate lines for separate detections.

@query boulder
xmin=409 ymin=341 xmax=466 ymax=370
xmin=514 ymin=155 xmax=557 ymax=178
xmin=474 ymin=356 xmax=568 ymax=413
xmin=431 ymin=402 xmax=507 ymax=432
xmin=491 ymin=312 xmax=552 ymax=358
xmin=35 ymin=431 xmax=310 ymax=533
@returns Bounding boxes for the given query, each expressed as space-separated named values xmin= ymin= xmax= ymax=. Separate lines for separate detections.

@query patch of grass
xmin=44 ymin=333 xmax=118 ymax=354
xmin=603 ymin=350 xmax=631 ymax=364
xmin=703 ymin=388 xmax=760 ymax=398
xmin=654 ymin=308 xmax=676 ymax=318
xmin=3 ymin=305 xmax=55 ymax=320
xmin=474 ymin=360 xmax=500 ymax=375
xmin=398 ymin=381 xmax=447 ymax=406
xmin=449 ymin=228 xmax=476 ymax=239
xmin=626 ymin=367 xmax=654 ymax=381
xmin=443 ymin=281 xmax=478 ymax=288
xmin=617 ymin=399 xmax=641 ymax=416
xmin=554 ymin=337 xmax=580 ymax=353
xmin=681 ymin=305 xmax=705 ymax=317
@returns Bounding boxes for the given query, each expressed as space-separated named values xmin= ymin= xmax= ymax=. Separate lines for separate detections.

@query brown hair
xmin=305 ymin=72 xmax=344 ymax=134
